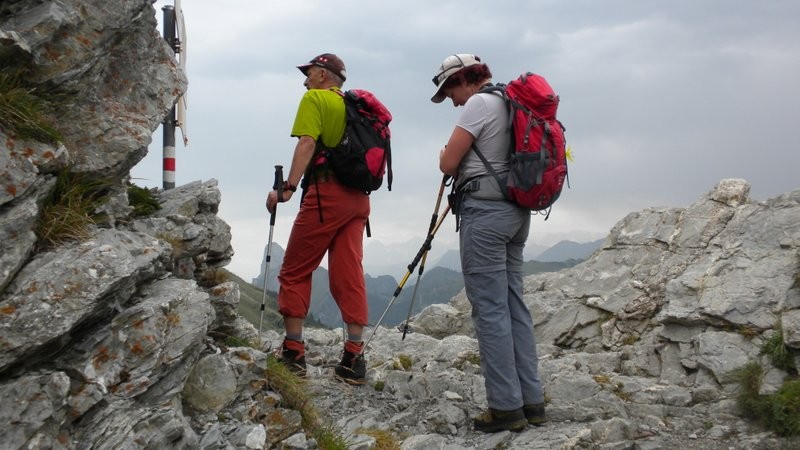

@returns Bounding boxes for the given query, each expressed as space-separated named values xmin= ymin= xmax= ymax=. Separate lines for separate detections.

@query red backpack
xmin=473 ymin=72 xmax=568 ymax=216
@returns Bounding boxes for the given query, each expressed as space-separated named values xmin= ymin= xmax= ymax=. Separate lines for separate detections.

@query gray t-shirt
xmin=455 ymin=90 xmax=511 ymax=197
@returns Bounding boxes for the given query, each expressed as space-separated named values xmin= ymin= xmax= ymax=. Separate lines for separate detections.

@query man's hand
xmin=266 ymin=189 xmax=293 ymax=214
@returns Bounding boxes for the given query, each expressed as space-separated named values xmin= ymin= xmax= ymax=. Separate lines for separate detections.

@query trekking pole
xmin=259 ymin=165 xmax=284 ymax=334
xmin=400 ymin=174 xmax=451 ymax=340
xmin=363 ymin=203 xmax=452 ymax=353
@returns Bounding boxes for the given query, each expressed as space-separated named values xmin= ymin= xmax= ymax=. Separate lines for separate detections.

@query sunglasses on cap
xmin=432 ymin=54 xmax=480 ymax=86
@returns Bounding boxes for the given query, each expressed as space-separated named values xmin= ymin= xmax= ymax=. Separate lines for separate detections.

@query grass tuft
xmin=313 ymin=423 xmax=351 ymax=450
xmin=223 ymin=335 xmax=255 ymax=349
xmin=35 ymin=170 xmax=112 ymax=249
xmin=453 ymin=351 xmax=481 ymax=370
xmin=0 ymin=71 xmax=61 ymax=143
xmin=357 ymin=428 xmax=401 ymax=450
xmin=265 ymin=354 xmax=350 ymax=449
xmin=392 ymin=354 xmax=413 ymax=371
xmin=762 ymin=325 xmax=796 ymax=373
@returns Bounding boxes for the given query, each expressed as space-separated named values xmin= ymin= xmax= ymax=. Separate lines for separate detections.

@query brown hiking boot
xmin=334 ymin=350 xmax=366 ymax=386
xmin=473 ymin=408 xmax=527 ymax=433
xmin=523 ymin=403 xmax=547 ymax=425
xmin=274 ymin=343 xmax=307 ymax=377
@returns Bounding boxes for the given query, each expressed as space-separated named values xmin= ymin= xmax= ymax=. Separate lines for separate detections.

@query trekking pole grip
xmin=271 ymin=165 xmax=284 ymax=225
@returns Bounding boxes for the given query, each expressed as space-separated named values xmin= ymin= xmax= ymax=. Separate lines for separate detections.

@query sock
xmin=344 ymin=339 xmax=364 ymax=355
xmin=285 ymin=333 xmax=303 ymax=342
xmin=283 ymin=336 xmax=304 ymax=354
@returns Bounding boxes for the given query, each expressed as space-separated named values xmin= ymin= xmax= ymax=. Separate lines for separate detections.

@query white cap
xmin=431 ymin=54 xmax=482 ymax=103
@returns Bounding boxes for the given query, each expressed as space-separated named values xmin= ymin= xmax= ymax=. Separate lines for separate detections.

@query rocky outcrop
xmin=2 ymin=1 xmax=800 ymax=449
xmin=401 ymin=179 xmax=800 ymax=448
xmin=1 ymin=0 xmax=185 ymax=177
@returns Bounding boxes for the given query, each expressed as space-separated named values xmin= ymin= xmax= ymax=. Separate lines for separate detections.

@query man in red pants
xmin=266 ymin=53 xmax=368 ymax=385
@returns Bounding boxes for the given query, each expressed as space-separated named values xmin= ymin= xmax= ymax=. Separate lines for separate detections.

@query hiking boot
xmin=334 ymin=350 xmax=366 ymax=385
xmin=523 ymin=403 xmax=547 ymax=426
xmin=274 ymin=343 xmax=307 ymax=377
xmin=473 ymin=408 xmax=527 ymax=433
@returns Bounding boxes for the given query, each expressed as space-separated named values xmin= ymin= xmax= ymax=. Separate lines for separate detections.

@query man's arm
xmin=266 ymin=135 xmax=316 ymax=212
xmin=286 ymin=135 xmax=316 ymax=188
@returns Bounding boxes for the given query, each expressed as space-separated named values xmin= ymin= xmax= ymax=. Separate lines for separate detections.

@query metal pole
xmin=363 ymin=204 xmax=451 ymax=354
xmin=259 ymin=166 xmax=284 ymax=334
xmin=400 ymin=174 xmax=450 ymax=339
xmin=162 ymin=5 xmax=177 ymax=190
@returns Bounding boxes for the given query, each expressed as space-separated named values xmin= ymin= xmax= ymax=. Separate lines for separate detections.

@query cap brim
xmin=431 ymin=72 xmax=454 ymax=103
xmin=296 ymin=62 xmax=346 ymax=81
xmin=431 ymin=88 xmax=446 ymax=103
xmin=297 ymin=63 xmax=313 ymax=76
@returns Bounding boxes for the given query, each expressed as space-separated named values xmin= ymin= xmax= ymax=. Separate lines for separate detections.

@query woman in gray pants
xmin=430 ymin=53 xmax=547 ymax=433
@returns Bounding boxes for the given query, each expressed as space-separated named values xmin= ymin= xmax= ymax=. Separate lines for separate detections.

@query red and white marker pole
xmin=162 ymin=122 xmax=176 ymax=189
xmin=161 ymin=4 xmax=178 ymax=190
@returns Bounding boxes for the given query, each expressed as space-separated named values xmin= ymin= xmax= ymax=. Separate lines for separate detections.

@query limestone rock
xmin=1 ymin=0 xmax=799 ymax=448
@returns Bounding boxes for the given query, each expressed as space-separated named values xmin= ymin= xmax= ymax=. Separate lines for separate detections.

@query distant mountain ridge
xmin=431 ymin=249 xmax=460 ymax=272
xmin=251 ymin=244 xmax=284 ymax=292
xmin=244 ymin=238 xmax=603 ymax=328
xmin=536 ymin=238 xmax=605 ymax=262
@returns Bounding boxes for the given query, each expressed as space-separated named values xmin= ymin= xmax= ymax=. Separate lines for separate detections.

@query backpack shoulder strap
xmin=469 ymin=82 xmax=512 ymax=200
xmin=469 ymin=144 xmax=510 ymax=201
xmin=477 ymin=82 xmax=506 ymax=95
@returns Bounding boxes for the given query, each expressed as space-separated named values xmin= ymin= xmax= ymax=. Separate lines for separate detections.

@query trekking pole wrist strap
xmin=282 ymin=180 xmax=297 ymax=192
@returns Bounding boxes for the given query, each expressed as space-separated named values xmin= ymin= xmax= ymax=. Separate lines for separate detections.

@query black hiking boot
xmin=473 ymin=408 xmax=527 ymax=433
xmin=523 ymin=403 xmax=547 ymax=426
xmin=274 ymin=343 xmax=307 ymax=377
xmin=334 ymin=350 xmax=366 ymax=385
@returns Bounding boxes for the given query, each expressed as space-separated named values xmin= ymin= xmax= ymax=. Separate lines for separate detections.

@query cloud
xmin=136 ymin=0 xmax=800 ymax=279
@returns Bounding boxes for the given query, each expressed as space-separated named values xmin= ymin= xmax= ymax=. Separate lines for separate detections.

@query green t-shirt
xmin=290 ymin=88 xmax=346 ymax=148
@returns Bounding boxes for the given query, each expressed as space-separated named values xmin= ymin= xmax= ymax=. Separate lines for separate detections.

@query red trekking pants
xmin=277 ymin=179 xmax=370 ymax=325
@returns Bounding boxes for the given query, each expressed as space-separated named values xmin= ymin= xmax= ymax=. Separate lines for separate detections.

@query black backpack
xmin=324 ymin=89 xmax=393 ymax=193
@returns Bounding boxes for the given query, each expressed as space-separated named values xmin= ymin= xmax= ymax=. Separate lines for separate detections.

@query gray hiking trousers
xmin=459 ymin=195 xmax=544 ymax=411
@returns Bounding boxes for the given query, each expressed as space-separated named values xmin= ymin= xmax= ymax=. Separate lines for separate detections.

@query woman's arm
xmin=439 ymin=126 xmax=474 ymax=177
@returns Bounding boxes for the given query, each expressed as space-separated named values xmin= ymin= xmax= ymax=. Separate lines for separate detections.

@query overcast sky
xmin=134 ymin=0 xmax=800 ymax=281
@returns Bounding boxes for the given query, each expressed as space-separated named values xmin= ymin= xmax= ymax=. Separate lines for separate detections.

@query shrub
xmin=769 ymin=379 xmax=800 ymax=436
xmin=128 ymin=183 xmax=161 ymax=217
xmin=734 ymin=361 xmax=800 ymax=436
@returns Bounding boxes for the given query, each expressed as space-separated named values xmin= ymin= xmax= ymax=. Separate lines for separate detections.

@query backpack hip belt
xmin=459 ymin=175 xmax=507 ymax=201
